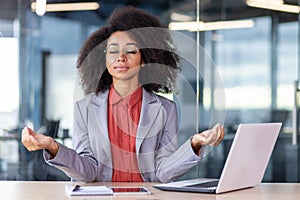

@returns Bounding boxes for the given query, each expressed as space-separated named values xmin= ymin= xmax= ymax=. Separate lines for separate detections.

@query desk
xmin=0 ymin=181 xmax=299 ymax=200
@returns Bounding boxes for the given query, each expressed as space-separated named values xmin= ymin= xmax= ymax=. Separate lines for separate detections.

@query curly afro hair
xmin=77 ymin=6 xmax=180 ymax=95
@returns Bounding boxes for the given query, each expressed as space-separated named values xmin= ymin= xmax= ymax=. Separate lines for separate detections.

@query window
xmin=0 ymin=37 xmax=19 ymax=130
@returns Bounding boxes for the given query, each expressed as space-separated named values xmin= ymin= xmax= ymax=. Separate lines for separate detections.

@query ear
xmin=141 ymin=61 xmax=145 ymax=67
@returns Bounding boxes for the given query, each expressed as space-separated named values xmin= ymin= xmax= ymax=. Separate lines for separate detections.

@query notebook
xmin=65 ymin=184 xmax=113 ymax=196
xmin=153 ymin=123 xmax=282 ymax=194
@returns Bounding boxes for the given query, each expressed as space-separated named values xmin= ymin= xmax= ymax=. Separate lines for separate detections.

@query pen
xmin=72 ymin=185 xmax=81 ymax=192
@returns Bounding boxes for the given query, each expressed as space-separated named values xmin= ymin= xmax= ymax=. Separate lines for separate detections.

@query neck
xmin=112 ymin=80 xmax=140 ymax=98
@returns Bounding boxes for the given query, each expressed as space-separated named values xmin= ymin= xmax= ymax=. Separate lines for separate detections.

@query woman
xmin=22 ymin=6 xmax=224 ymax=183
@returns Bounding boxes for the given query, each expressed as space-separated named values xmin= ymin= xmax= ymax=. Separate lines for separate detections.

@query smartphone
xmin=109 ymin=186 xmax=151 ymax=195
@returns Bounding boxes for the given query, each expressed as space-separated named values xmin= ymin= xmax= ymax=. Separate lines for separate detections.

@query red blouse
xmin=107 ymin=86 xmax=144 ymax=182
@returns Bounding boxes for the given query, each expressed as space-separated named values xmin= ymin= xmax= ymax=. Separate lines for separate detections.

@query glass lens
xmin=106 ymin=45 xmax=120 ymax=55
xmin=124 ymin=44 xmax=138 ymax=54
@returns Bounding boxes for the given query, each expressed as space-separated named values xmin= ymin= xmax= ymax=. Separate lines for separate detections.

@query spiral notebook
xmin=65 ymin=184 xmax=113 ymax=196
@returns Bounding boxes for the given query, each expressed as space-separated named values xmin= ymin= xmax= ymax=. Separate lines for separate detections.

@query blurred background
xmin=0 ymin=0 xmax=300 ymax=182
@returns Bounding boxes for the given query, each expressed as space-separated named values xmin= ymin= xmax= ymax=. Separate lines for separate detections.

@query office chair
xmin=30 ymin=119 xmax=70 ymax=181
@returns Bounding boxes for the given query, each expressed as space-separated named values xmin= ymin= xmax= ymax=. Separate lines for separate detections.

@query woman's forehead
xmin=107 ymin=31 xmax=137 ymax=45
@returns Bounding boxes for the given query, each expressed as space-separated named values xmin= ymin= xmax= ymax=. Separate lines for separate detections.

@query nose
xmin=117 ymin=52 xmax=127 ymax=62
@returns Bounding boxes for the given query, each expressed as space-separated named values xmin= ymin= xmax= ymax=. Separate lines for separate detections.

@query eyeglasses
xmin=104 ymin=44 xmax=139 ymax=60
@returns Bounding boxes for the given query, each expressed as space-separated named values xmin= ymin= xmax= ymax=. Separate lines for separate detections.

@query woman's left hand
xmin=191 ymin=123 xmax=225 ymax=153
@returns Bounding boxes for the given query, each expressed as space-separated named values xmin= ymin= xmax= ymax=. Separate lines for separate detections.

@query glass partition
xmin=191 ymin=1 xmax=299 ymax=182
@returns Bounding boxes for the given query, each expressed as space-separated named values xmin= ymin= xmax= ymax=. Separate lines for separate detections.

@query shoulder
xmin=75 ymin=90 xmax=109 ymax=108
xmin=75 ymin=93 xmax=95 ymax=107
xmin=143 ymin=89 xmax=176 ymax=109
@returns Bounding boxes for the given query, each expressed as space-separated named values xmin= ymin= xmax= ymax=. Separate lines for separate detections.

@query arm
xmin=154 ymin=103 xmax=224 ymax=183
xmin=21 ymin=124 xmax=98 ymax=182
xmin=154 ymin=102 xmax=199 ymax=182
xmin=44 ymin=101 xmax=100 ymax=182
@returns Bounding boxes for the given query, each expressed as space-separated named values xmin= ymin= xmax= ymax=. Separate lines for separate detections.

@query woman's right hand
xmin=21 ymin=127 xmax=59 ymax=157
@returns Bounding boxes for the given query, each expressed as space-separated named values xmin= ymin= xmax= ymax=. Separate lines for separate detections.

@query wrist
xmin=47 ymin=140 xmax=59 ymax=159
xmin=190 ymin=136 xmax=201 ymax=155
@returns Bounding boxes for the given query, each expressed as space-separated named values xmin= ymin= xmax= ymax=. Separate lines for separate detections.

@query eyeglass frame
xmin=104 ymin=43 xmax=140 ymax=59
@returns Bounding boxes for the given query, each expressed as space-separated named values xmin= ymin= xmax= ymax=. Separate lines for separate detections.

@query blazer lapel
xmin=91 ymin=90 xmax=112 ymax=165
xmin=136 ymin=88 xmax=162 ymax=153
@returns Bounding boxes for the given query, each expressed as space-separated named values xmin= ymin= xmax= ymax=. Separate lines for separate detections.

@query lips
xmin=114 ymin=66 xmax=130 ymax=71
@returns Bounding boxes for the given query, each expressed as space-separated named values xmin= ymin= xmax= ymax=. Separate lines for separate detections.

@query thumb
xmin=25 ymin=127 xmax=37 ymax=137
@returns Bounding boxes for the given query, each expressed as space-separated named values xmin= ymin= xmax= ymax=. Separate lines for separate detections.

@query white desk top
xmin=0 ymin=181 xmax=300 ymax=200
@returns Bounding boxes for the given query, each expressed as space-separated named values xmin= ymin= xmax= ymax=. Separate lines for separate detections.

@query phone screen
xmin=109 ymin=187 xmax=151 ymax=195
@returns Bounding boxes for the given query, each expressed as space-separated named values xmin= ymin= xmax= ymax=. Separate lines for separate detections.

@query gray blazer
xmin=45 ymin=88 xmax=201 ymax=182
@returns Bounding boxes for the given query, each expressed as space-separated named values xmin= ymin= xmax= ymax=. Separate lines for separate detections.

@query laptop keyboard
xmin=186 ymin=180 xmax=219 ymax=188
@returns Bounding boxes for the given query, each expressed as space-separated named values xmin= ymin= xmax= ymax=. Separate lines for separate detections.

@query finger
xmin=196 ymin=124 xmax=224 ymax=146
xmin=21 ymin=127 xmax=30 ymax=143
xmin=213 ymin=126 xmax=222 ymax=145
xmin=192 ymin=133 xmax=208 ymax=146
xmin=26 ymin=127 xmax=36 ymax=136
xmin=204 ymin=125 xmax=220 ymax=146
xmin=22 ymin=127 xmax=35 ymax=137
xmin=22 ymin=126 xmax=29 ymax=135
xmin=200 ymin=129 xmax=217 ymax=146
xmin=213 ymin=125 xmax=224 ymax=146
xmin=22 ymin=127 xmax=39 ymax=150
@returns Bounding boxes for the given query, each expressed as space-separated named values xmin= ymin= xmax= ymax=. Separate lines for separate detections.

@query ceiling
xmin=0 ymin=0 xmax=299 ymax=25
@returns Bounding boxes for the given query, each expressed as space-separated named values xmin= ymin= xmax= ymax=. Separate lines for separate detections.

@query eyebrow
xmin=107 ymin=43 xmax=118 ymax=47
xmin=126 ymin=43 xmax=138 ymax=46
xmin=107 ymin=42 xmax=138 ymax=47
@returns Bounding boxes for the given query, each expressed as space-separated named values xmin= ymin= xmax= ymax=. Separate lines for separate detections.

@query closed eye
xmin=108 ymin=50 xmax=120 ymax=54
xmin=125 ymin=50 xmax=138 ymax=54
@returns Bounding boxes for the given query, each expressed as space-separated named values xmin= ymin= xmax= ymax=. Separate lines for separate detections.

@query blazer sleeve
xmin=44 ymin=101 xmax=100 ymax=182
xmin=154 ymin=102 xmax=201 ymax=183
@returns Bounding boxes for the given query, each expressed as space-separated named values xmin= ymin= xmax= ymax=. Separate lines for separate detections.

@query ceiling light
xmin=246 ymin=0 xmax=300 ymax=13
xmin=31 ymin=2 xmax=100 ymax=14
xmin=169 ymin=20 xmax=255 ymax=32
xmin=35 ymin=0 xmax=46 ymax=16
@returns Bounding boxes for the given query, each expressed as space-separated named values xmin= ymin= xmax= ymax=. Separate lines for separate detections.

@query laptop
xmin=153 ymin=123 xmax=282 ymax=194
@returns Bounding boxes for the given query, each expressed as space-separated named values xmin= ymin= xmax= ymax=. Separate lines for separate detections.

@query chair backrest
xmin=45 ymin=120 xmax=60 ymax=138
